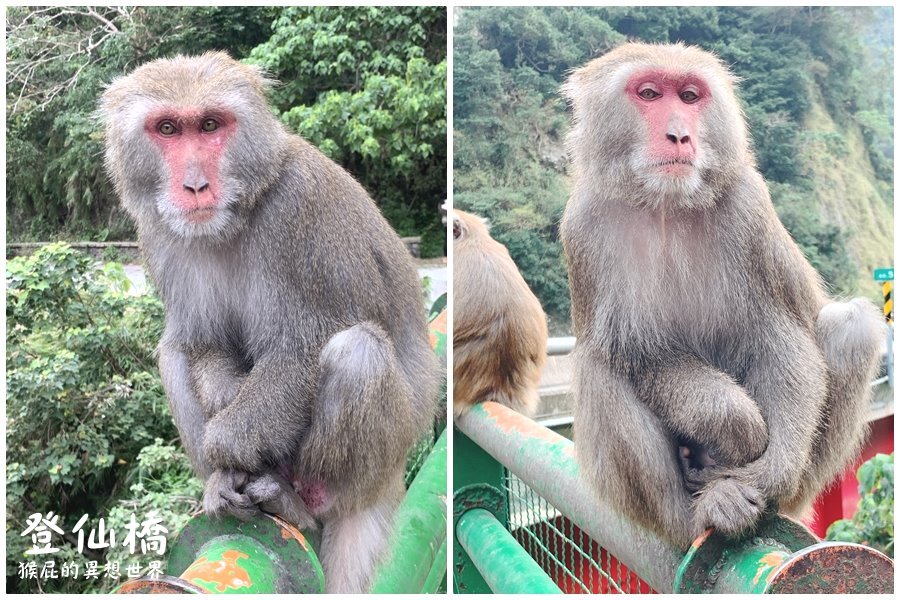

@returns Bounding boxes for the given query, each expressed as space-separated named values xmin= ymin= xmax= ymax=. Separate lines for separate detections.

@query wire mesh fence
xmin=504 ymin=471 xmax=656 ymax=594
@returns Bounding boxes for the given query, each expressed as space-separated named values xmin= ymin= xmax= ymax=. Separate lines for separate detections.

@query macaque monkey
xmin=100 ymin=52 xmax=440 ymax=592
xmin=560 ymin=42 xmax=884 ymax=547
xmin=453 ymin=210 xmax=548 ymax=416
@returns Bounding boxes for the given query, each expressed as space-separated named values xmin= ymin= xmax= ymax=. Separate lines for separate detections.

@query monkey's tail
xmin=796 ymin=298 xmax=885 ymax=508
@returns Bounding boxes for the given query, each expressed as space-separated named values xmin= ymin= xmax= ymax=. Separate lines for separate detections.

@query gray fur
xmin=101 ymin=52 xmax=440 ymax=592
xmin=561 ymin=43 xmax=884 ymax=547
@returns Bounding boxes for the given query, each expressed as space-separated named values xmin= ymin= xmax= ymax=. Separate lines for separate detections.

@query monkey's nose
xmin=183 ymin=163 xmax=210 ymax=194
xmin=183 ymin=180 xmax=210 ymax=194
xmin=666 ymin=133 xmax=691 ymax=145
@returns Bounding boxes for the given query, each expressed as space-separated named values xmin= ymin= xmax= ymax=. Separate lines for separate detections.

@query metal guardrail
xmin=454 ymin=401 xmax=894 ymax=594
xmin=117 ymin=430 xmax=447 ymax=594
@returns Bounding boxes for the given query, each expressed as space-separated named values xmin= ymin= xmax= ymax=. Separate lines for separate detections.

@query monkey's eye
xmin=157 ymin=121 xmax=178 ymax=136
xmin=201 ymin=118 xmax=220 ymax=133
xmin=680 ymin=89 xmax=700 ymax=104
xmin=638 ymin=86 xmax=661 ymax=100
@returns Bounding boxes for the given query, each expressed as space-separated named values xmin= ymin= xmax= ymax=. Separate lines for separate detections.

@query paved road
xmin=123 ymin=263 xmax=448 ymax=308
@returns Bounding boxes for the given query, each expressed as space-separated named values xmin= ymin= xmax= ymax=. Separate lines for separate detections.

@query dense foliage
xmin=454 ymin=7 xmax=893 ymax=331
xmin=6 ymin=244 xmax=200 ymax=592
xmin=7 ymin=6 xmax=447 ymax=256
xmin=826 ymin=453 xmax=894 ymax=557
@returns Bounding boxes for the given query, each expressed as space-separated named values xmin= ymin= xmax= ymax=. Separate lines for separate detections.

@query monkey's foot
xmin=203 ymin=469 xmax=259 ymax=521
xmin=245 ymin=473 xmax=319 ymax=530
xmin=693 ymin=477 xmax=763 ymax=537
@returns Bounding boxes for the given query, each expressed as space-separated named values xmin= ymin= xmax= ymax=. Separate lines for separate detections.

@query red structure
xmin=806 ymin=413 xmax=894 ymax=538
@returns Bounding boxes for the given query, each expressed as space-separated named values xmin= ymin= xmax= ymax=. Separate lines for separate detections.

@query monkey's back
xmin=453 ymin=225 xmax=547 ymax=416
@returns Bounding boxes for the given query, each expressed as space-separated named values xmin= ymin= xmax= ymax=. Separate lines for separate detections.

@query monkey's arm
xmin=574 ymin=351 xmax=701 ymax=547
xmin=203 ymin=353 xmax=315 ymax=474
xmin=189 ymin=347 xmax=247 ymax=416
xmin=719 ymin=321 xmax=824 ymax=495
xmin=158 ymin=341 xmax=214 ymax=479
xmin=634 ymin=354 xmax=768 ymax=468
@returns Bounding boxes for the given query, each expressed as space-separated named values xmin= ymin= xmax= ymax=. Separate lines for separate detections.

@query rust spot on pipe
xmin=690 ymin=528 xmax=713 ymax=550
xmin=271 ymin=514 xmax=310 ymax=552
xmin=753 ymin=552 xmax=785 ymax=585
xmin=429 ymin=310 xmax=447 ymax=346
xmin=482 ymin=401 xmax=568 ymax=445
xmin=181 ymin=549 xmax=251 ymax=592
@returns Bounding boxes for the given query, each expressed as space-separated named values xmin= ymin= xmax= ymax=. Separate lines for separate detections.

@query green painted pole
xmin=422 ymin=539 xmax=448 ymax=593
xmin=455 ymin=401 xmax=683 ymax=591
xmin=115 ymin=513 xmax=324 ymax=594
xmin=456 ymin=508 xmax=562 ymax=594
xmin=456 ymin=401 xmax=894 ymax=594
xmin=370 ymin=429 xmax=448 ymax=593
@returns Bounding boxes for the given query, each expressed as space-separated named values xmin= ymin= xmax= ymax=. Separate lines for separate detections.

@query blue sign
xmin=874 ymin=268 xmax=894 ymax=282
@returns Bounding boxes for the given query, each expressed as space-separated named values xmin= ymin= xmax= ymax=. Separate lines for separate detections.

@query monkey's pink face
xmin=144 ymin=107 xmax=236 ymax=228
xmin=626 ymin=69 xmax=710 ymax=181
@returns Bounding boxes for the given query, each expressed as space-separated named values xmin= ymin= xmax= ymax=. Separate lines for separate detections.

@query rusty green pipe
xmin=455 ymin=401 xmax=683 ymax=591
xmin=676 ymin=527 xmax=894 ymax=594
xmin=455 ymin=401 xmax=894 ymax=594
xmin=370 ymin=429 xmax=448 ymax=593
xmin=457 ymin=508 xmax=562 ymax=594
xmin=116 ymin=513 xmax=323 ymax=594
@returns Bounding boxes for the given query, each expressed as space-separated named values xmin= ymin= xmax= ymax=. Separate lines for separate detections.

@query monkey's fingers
xmin=203 ymin=470 xmax=259 ymax=521
xmin=692 ymin=477 xmax=764 ymax=538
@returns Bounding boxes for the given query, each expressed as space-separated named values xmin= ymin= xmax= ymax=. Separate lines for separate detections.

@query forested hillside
xmin=454 ymin=7 xmax=893 ymax=332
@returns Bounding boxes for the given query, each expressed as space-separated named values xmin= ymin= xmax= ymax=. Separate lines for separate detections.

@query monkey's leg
xmin=635 ymin=354 xmax=769 ymax=468
xmin=787 ymin=299 xmax=884 ymax=509
xmin=694 ymin=323 xmax=827 ymax=536
xmin=319 ymin=477 xmax=404 ymax=593
xmin=573 ymin=351 xmax=700 ymax=548
xmin=300 ymin=323 xmax=419 ymax=591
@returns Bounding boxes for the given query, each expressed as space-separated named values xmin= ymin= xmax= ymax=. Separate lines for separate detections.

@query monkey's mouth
xmin=652 ymin=158 xmax=695 ymax=176
xmin=184 ymin=207 xmax=217 ymax=224
xmin=653 ymin=158 xmax=694 ymax=167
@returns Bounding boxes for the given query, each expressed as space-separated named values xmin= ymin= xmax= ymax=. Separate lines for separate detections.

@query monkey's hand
xmin=203 ymin=469 xmax=259 ymax=521
xmin=245 ymin=473 xmax=318 ymax=531
xmin=692 ymin=476 xmax=765 ymax=538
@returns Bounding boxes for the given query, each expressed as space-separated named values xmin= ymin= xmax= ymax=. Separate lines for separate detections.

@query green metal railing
xmin=117 ymin=429 xmax=447 ymax=594
xmin=454 ymin=401 xmax=894 ymax=594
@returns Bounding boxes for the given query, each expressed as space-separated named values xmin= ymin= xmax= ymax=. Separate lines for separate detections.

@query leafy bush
xmin=6 ymin=244 xmax=199 ymax=592
xmin=826 ymin=453 xmax=894 ymax=557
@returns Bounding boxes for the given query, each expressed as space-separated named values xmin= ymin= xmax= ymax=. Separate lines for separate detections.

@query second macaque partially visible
xmin=453 ymin=210 xmax=548 ymax=416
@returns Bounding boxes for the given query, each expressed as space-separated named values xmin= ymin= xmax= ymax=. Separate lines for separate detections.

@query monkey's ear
xmin=452 ymin=214 xmax=463 ymax=241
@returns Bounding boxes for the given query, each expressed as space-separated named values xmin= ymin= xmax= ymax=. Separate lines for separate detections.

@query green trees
xmin=6 ymin=244 xmax=201 ymax=592
xmin=248 ymin=7 xmax=447 ymax=256
xmin=7 ymin=6 xmax=446 ymax=256
xmin=454 ymin=7 xmax=893 ymax=329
